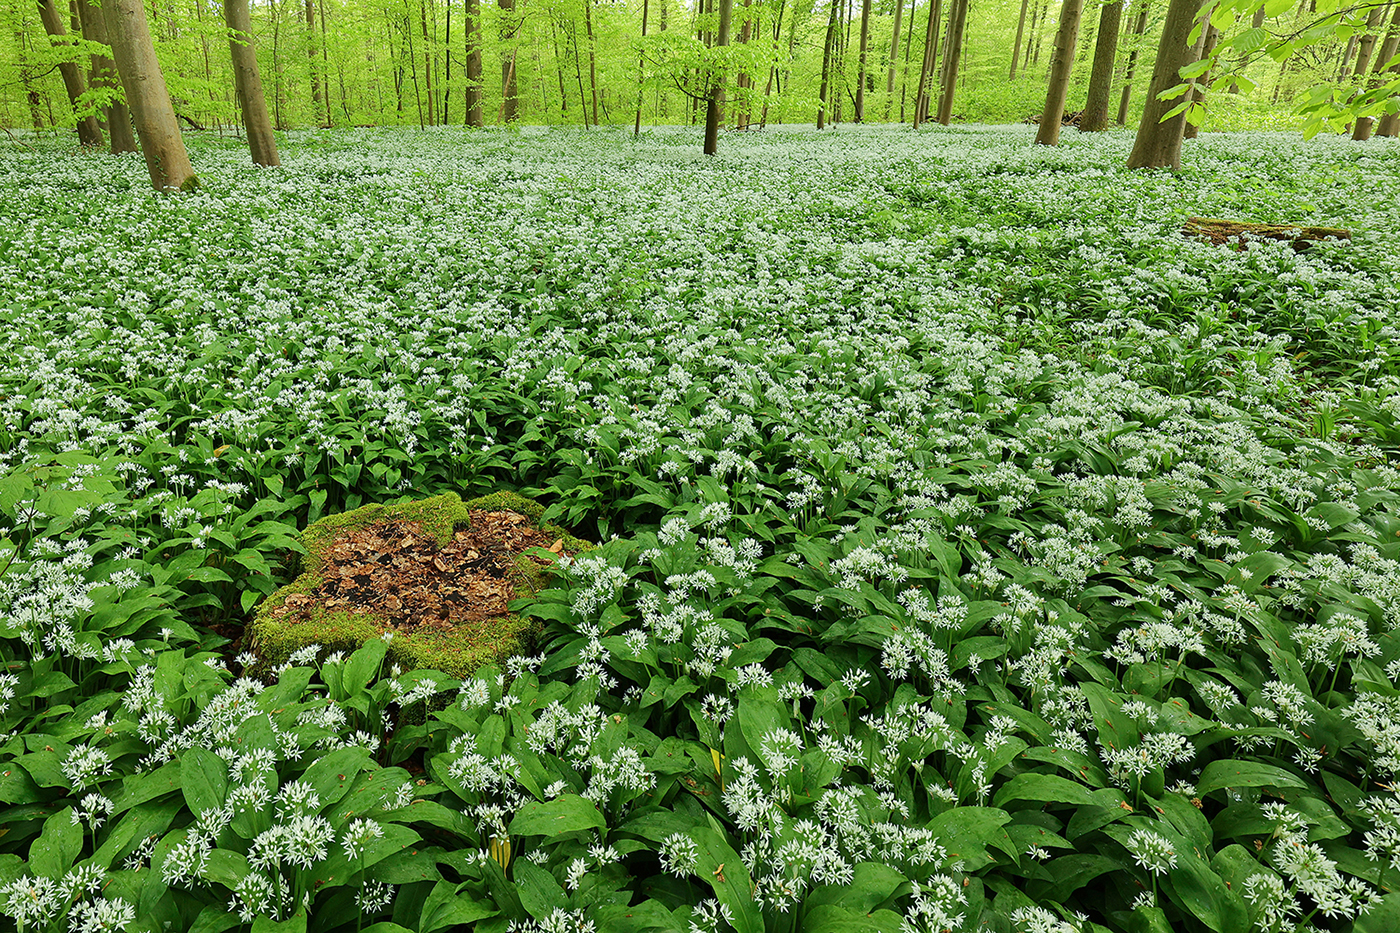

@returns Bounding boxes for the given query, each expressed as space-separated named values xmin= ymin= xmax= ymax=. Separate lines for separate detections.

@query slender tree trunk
xmin=420 ymin=0 xmax=436 ymax=124
xmin=1350 ymin=6 xmax=1387 ymax=81
xmin=912 ymin=0 xmax=941 ymax=126
xmin=405 ymin=3 xmax=425 ymax=127
xmin=319 ymin=0 xmax=332 ymax=125
xmin=703 ymin=0 xmax=732 ymax=151
xmin=1183 ymin=22 xmax=1218 ymax=140
xmin=550 ymin=17 xmax=568 ymax=115
xmin=225 ymin=0 xmax=280 ymax=164
xmin=1032 ymin=0 xmax=1049 ymax=64
xmin=571 ymin=21 xmax=588 ymax=125
xmin=935 ymin=0 xmax=967 ymax=124
xmin=734 ymin=0 xmax=752 ymax=128
xmin=634 ymin=0 xmax=648 ymax=133
xmin=305 ymin=0 xmax=320 ymax=121
xmin=499 ymin=0 xmax=518 ymax=122
xmin=1115 ymin=0 xmax=1149 ymax=124
xmin=101 ymin=0 xmax=197 ymax=188
xmin=817 ymin=0 xmax=839 ymax=128
xmin=1078 ymin=0 xmax=1121 ymax=130
xmin=584 ymin=0 xmax=599 ymax=124
xmin=37 ymin=0 xmax=104 ymax=145
xmin=1035 ymin=0 xmax=1083 ymax=143
xmin=854 ymin=0 xmax=871 ymax=121
xmin=77 ymin=0 xmax=137 ymax=152
xmin=759 ymin=0 xmax=786 ymax=127
xmin=1010 ymin=0 xmax=1030 ymax=78
xmin=464 ymin=0 xmax=482 ymax=125
xmin=900 ymin=0 xmax=915 ymax=119
xmin=1357 ymin=5 xmax=1400 ymax=139
xmin=885 ymin=0 xmax=904 ymax=115
xmin=271 ymin=0 xmax=285 ymax=129
xmin=1126 ymin=0 xmax=1196 ymax=169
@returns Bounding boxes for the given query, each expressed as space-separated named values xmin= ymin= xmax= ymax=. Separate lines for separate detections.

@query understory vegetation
xmin=3 ymin=125 xmax=1400 ymax=933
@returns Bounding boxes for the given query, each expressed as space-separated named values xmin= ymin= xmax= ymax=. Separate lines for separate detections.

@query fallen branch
xmin=1183 ymin=216 xmax=1351 ymax=251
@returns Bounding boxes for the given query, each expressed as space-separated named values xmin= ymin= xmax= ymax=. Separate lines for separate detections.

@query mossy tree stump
xmin=248 ymin=491 xmax=589 ymax=678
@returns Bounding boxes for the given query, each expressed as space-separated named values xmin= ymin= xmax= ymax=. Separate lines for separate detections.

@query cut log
xmin=1183 ymin=217 xmax=1351 ymax=251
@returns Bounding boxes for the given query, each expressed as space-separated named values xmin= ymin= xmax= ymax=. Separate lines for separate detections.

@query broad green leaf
xmin=181 ymin=747 xmax=227 ymax=818
xmin=1195 ymin=760 xmax=1307 ymax=797
xmin=31 ymin=808 xmax=82 ymax=879
xmin=510 ymin=795 xmax=605 ymax=837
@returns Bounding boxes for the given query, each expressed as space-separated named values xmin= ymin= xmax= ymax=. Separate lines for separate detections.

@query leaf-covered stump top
xmin=248 ymin=491 xmax=589 ymax=677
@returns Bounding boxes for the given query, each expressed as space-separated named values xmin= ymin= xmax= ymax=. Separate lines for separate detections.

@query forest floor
xmin=1 ymin=126 xmax=1399 ymax=933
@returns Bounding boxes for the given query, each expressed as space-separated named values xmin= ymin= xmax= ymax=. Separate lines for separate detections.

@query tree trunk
xmin=854 ymin=0 xmax=871 ymax=120
xmin=499 ymin=0 xmax=518 ymax=122
xmin=101 ymin=0 xmax=197 ymax=189
xmin=1357 ymin=5 xmax=1400 ymax=139
xmin=420 ymin=0 xmax=435 ymax=124
xmin=634 ymin=0 xmax=648 ymax=134
xmin=1351 ymin=5 xmax=1387 ymax=79
xmin=1115 ymin=0 xmax=1149 ymax=125
xmin=225 ymin=0 xmax=279 ymax=164
xmin=37 ymin=0 xmax=104 ymax=146
xmin=912 ymin=0 xmax=941 ymax=126
xmin=935 ymin=0 xmax=967 ymax=124
xmin=1011 ymin=0 xmax=1030 ymax=79
xmin=305 ymin=0 xmax=320 ymax=122
xmin=1126 ymin=0 xmax=1197 ymax=170
xmin=1078 ymin=0 xmax=1121 ymax=130
xmin=1032 ymin=0 xmax=1049 ymax=64
xmin=703 ymin=0 xmax=732 ymax=152
xmin=816 ymin=0 xmax=839 ymax=128
xmin=1227 ymin=6 xmax=1265 ymax=93
xmin=885 ymin=0 xmax=903 ymax=109
xmin=1183 ymin=22 xmax=1217 ymax=140
xmin=734 ymin=0 xmax=752 ymax=128
xmin=1035 ymin=0 xmax=1084 ymax=142
xmin=76 ymin=0 xmax=137 ymax=152
xmin=320 ymin=0 xmax=332 ymax=125
xmin=464 ymin=0 xmax=482 ymax=125
xmin=584 ymin=0 xmax=599 ymax=125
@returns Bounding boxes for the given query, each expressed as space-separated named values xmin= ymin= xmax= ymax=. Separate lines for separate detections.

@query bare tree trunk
xmin=1126 ymin=0 xmax=1196 ymax=170
xmin=912 ymin=0 xmax=941 ymax=125
xmin=584 ymin=0 xmax=599 ymax=124
xmin=1078 ymin=0 xmax=1121 ymax=130
xmin=935 ymin=0 xmax=967 ymax=124
xmin=1357 ymin=5 xmax=1400 ymax=139
xmin=499 ymin=0 xmax=518 ymax=122
xmin=1010 ymin=0 xmax=1030 ymax=78
xmin=759 ymin=0 xmax=786 ymax=126
xmin=703 ymin=0 xmax=732 ymax=151
xmin=320 ymin=0 xmax=332 ymax=125
xmin=76 ymin=0 xmax=137 ymax=152
xmin=1350 ymin=5 xmax=1387 ymax=81
xmin=1115 ymin=0 xmax=1149 ymax=124
xmin=634 ymin=0 xmax=648 ymax=133
xmin=1182 ymin=23 xmax=1217 ymax=140
xmin=37 ymin=0 xmax=104 ymax=145
xmin=816 ymin=0 xmax=839 ymax=128
xmin=734 ymin=0 xmax=752 ymax=128
xmin=225 ymin=0 xmax=280 ymax=164
xmin=1035 ymin=0 xmax=1083 ymax=143
xmin=404 ymin=2 xmax=425 ymax=127
xmin=854 ymin=0 xmax=871 ymax=120
xmin=1032 ymin=0 xmax=1049 ymax=64
xmin=885 ymin=0 xmax=904 ymax=115
xmin=305 ymin=0 xmax=320 ymax=122
xmin=464 ymin=0 xmax=483 ymax=125
xmin=420 ymin=0 xmax=435 ymax=124
xmin=101 ymin=0 xmax=197 ymax=188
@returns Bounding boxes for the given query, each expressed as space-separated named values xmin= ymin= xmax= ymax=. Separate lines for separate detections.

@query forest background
xmin=5 ymin=0 xmax=1400 ymax=143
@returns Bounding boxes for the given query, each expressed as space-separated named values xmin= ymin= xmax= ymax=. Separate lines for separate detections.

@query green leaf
xmin=1195 ymin=760 xmax=1307 ymax=797
xmin=301 ymin=747 xmax=374 ymax=808
xmin=689 ymin=824 xmax=762 ymax=933
xmin=31 ymin=808 xmax=82 ymax=879
xmin=993 ymin=773 xmax=1100 ymax=809
xmin=343 ymin=638 xmax=388 ymax=697
xmin=252 ymin=912 xmax=307 ymax=933
xmin=510 ymin=795 xmax=605 ymax=837
xmin=515 ymin=861 xmax=568 ymax=920
xmin=925 ymin=807 xmax=1012 ymax=871
xmin=181 ymin=747 xmax=227 ymax=818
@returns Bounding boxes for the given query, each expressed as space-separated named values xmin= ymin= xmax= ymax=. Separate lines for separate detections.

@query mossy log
xmin=1183 ymin=217 xmax=1351 ymax=251
xmin=248 ymin=491 xmax=589 ymax=677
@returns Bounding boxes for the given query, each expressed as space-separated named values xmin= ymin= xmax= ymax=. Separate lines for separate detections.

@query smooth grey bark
xmin=1079 ymin=0 xmax=1122 ymax=130
xmin=224 ymin=0 xmax=280 ymax=165
xmin=101 ymin=0 xmax=197 ymax=189
xmin=935 ymin=0 xmax=967 ymax=124
xmin=1126 ymin=0 xmax=1198 ymax=169
xmin=1115 ymin=0 xmax=1150 ymax=124
xmin=1035 ymin=0 xmax=1083 ymax=143
xmin=1011 ymin=0 xmax=1031 ymax=78
xmin=37 ymin=0 xmax=104 ymax=146
xmin=76 ymin=0 xmax=136 ymax=152
xmin=464 ymin=0 xmax=482 ymax=125
xmin=703 ymin=0 xmax=732 ymax=152
xmin=854 ymin=0 xmax=871 ymax=120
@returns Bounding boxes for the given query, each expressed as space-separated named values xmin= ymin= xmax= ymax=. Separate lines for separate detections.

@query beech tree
xmin=100 ymin=0 xmax=197 ymax=190
xmin=225 ymin=0 xmax=280 ymax=166
xmin=703 ymin=0 xmax=732 ymax=152
xmin=1126 ymin=0 xmax=1198 ymax=169
xmin=75 ymin=0 xmax=136 ymax=153
xmin=1078 ymin=0 xmax=1122 ymax=130
xmin=1035 ymin=0 xmax=1084 ymax=144
xmin=35 ymin=0 xmax=103 ymax=146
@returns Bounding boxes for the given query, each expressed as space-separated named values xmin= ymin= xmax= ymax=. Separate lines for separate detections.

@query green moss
xmin=248 ymin=490 xmax=584 ymax=679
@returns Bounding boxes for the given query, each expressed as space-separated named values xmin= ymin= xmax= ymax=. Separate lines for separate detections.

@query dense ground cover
xmin=2 ymin=125 xmax=1400 ymax=933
